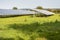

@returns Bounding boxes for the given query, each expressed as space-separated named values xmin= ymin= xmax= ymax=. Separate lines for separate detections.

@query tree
xmin=36 ymin=6 xmax=43 ymax=9
xmin=13 ymin=7 xmax=18 ymax=10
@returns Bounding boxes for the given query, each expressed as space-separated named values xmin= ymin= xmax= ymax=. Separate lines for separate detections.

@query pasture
xmin=0 ymin=14 xmax=60 ymax=40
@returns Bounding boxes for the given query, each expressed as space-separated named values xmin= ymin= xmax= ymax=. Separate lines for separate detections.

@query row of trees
xmin=12 ymin=6 xmax=43 ymax=10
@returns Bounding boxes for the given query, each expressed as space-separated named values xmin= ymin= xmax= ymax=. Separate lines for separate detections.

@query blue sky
xmin=0 ymin=0 xmax=60 ymax=9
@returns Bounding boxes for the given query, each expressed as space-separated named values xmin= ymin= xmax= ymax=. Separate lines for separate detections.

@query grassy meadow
xmin=0 ymin=14 xmax=60 ymax=40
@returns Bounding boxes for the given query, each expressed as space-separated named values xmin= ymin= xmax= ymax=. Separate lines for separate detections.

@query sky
xmin=0 ymin=0 xmax=60 ymax=9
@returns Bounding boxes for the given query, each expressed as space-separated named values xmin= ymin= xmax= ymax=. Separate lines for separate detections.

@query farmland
xmin=0 ymin=14 xmax=60 ymax=40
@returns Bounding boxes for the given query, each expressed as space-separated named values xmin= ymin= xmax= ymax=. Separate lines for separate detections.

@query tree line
xmin=12 ymin=6 xmax=60 ymax=13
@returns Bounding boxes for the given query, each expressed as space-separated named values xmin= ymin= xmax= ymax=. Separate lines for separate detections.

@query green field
xmin=0 ymin=14 xmax=60 ymax=40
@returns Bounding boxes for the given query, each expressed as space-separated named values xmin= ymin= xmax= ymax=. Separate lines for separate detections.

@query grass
xmin=0 ymin=14 xmax=60 ymax=40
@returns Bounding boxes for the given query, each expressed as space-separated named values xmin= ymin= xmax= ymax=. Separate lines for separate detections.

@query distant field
xmin=0 ymin=14 xmax=60 ymax=40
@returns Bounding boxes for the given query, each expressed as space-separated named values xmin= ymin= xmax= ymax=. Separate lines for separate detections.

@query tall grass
xmin=0 ymin=14 xmax=60 ymax=40
xmin=8 ymin=20 xmax=60 ymax=40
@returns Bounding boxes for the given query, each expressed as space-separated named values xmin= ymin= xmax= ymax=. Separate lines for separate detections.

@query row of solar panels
xmin=0 ymin=9 xmax=55 ymax=17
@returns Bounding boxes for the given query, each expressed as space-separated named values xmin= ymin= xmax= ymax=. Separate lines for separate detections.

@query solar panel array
xmin=0 ymin=9 xmax=54 ymax=16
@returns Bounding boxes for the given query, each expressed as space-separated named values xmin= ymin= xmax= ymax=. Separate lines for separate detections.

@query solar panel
xmin=32 ymin=9 xmax=54 ymax=15
xmin=0 ymin=9 xmax=36 ymax=16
